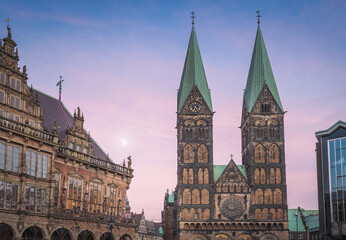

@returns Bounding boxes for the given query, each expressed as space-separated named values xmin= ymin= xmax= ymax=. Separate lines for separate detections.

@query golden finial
xmin=256 ymin=9 xmax=262 ymax=24
xmin=191 ymin=11 xmax=196 ymax=25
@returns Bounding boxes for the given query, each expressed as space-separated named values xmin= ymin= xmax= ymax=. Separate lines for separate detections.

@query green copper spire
xmin=244 ymin=24 xmax=283 ymax=112
xmin=177 ymin=26 xmax=212 ymax=113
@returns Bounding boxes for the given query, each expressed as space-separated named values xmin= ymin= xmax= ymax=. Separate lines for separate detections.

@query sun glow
xmin=120 ymin=138 xmax=128 ymax=147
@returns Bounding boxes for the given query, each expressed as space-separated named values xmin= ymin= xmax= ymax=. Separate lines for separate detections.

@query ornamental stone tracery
xmin=220 ymin=196 xmax=245 ymax=219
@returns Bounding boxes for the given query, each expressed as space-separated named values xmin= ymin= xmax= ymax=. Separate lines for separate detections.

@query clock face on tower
xmin=189 ymin=101 xmax=202 ymax=113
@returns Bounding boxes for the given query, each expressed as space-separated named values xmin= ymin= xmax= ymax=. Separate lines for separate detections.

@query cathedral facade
xmin=162 ymin=19 xmax=289 ymax=240
xmin=0 ymin=26 xmax=136 ymax=240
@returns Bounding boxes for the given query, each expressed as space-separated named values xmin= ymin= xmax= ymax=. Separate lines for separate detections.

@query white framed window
xmin=26 ymin=149 xmax=49 ymax=179
xmin=298 ymin=233 xmax=303 ymax=239
xmin=76 ymin=145 xmax=80 ymax=151
xmin=83 ymin=147 xmax=87 ymax=154
xmin=9 ymin=114 xmax=14 ymax=121
xmin=14 ymin=115 xmax=19 ymax=122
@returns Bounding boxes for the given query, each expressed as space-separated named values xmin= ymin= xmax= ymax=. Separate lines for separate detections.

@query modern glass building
xmin=315 ymin=120 xmax=346 ymax=239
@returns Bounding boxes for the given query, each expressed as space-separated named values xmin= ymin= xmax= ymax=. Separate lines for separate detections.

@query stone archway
xmin=238 ymin=234 xmax=254 ymax=240
xmin=260 ymin=234 xmax=279 ymax=240
xmin=100 ymin=232 xmax=114 ymax=240
xmin=77 ymin=230 xmax=95 ymax=240
xmin=119 ymin=234 xmax=132 ymax=240
xmin=215 ymin=233 xmax=231 ymax=240
xmin=0 ymin=223 xmax=14 ymax=240
xmin=51 ymin=228 xmax=72 ymax=240
xmin=22 ymin=226 xmax=44 ymax=240
xmin=189 ymin=233 xmax=208 ymax=240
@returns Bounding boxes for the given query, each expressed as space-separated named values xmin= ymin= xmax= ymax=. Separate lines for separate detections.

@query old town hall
xmin=162 ymin=15 xmax=289 ymax=240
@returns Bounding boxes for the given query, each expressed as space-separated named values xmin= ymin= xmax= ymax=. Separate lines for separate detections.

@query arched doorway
xmin=22 ymin=226 xmax=44 ymax=240
xmin=52 ymin=228 xmax=72 ymax=240
xmin=100 ymin=232 xmax=113 ymax=240
xmin=119 ymin=234 xmax=132 ymax=240
xmin=78 ymin=230 xmax=95 ymax=240
xmin=0 ymin=223 xmax=14 ymax=240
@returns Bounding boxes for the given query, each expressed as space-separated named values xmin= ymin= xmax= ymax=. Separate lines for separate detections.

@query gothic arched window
xmin=203 ymin=168 xmax=209 ymax=184
xmin=182 ymin=189 xmax=191 ymax=204
xmin=264 ymin=189 xmax=273 ymax=204
xmin=192 ymin=189 xmax=200 ymax=205
xmin=201 ymin=189 xmax=209 ymax=204
xmin=254 ymin=144 xmax=265 ymax=163
xmin=189 ymin=168 xmax=194 ymax=184
xmin=198 ymin=168 xmax=203 ymax=184
xmin=276 ymin=208 xmax=283 ymax=220
xmin=183 ymin=168 xmax=188 ymax=184
xmin=254 ymin=168 xmax=260 ymax=184
xmin=276 ymin=168 xmax=282 ymax=184
xmin=260 ymin=168 xmax=266 ymax=184
xmin=255 ymin=189 xmax=263 ymax=204
xmin=183 ymin=144 xmax=194 ymax=163
xmin=255 ymin=208 xmax=262 ymax=220
xmin=270 ymin=168 xmax=276 ymax=184
xmin=274 ymin=189 xmax=282 ymax=204
xmin=268 ymin=144 xmax=280 ymax=163
xmin=197 ymin=144 xmax=208 ymax=163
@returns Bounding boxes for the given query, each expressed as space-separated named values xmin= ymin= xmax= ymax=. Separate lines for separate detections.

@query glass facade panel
xmin=328 ymin=137 xmax=346 ymax=223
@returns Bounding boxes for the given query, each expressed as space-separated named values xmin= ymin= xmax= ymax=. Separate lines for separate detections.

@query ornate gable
xmin=180 ymin=85 xmax=212 ymax=115
xmin=251 ymin=85 xmax=283 ymax=114
xmin=215 ymin=160 xmax=249 ymax=194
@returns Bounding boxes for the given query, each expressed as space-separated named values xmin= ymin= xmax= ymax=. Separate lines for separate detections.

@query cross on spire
xmin=230 ymin=154 xmax=233 ymax=160
xmin=191 ymin=11 xmax=196 ymax=25
xmin=56 ymin=75 xmax=64 ymax=102
xmin=256 ymin=9 xmax=262 ymax=24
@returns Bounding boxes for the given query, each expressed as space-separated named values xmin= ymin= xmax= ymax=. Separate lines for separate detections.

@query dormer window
xmin=68 ymin=143 xmax=74 ymax=149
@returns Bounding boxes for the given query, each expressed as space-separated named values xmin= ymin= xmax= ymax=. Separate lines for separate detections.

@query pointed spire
xmin=177 ymin=23 xmax=212 ymax=113
xmin=244 ymin=18 xmax=283 ymax=112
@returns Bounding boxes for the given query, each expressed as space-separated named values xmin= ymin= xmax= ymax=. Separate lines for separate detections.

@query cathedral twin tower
xmin=163 ymin=16 xmax=289 ymax=240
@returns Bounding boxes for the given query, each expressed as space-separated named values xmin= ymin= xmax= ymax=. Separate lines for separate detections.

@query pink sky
xmin=1 ymin=1 xmax=346 ymax=220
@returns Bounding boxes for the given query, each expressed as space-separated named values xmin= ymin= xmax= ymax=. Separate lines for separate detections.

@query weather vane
xmin=191 ymin=11 xmax=196 ymax=25
xmin=56 ymin=75 xmax=64 ymax=102
xmin=256 ymin=9 xmax=261 ymax=24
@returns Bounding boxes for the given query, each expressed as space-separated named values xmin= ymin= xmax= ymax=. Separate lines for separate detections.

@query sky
xmin=1 ymin=0 xmax=345 ymax=221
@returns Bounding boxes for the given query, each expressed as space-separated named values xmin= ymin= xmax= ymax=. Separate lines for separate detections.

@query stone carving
xmin=220 ymin=196 xmax=245 ymax=220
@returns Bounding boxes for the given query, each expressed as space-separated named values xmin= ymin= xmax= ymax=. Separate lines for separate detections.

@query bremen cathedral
xmin=162 ymin=15 xmax=289 ymax=240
